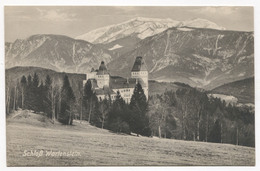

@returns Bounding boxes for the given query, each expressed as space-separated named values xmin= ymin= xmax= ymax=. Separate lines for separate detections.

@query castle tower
xmin=131 ymin=56 xmax=148 ymax=99
xmin=96 ymin=61 xmax=110 ymax=88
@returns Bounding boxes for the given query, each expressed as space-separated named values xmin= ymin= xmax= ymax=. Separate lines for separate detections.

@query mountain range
xmin=5 ymin=34 xmax=117 ymax=73
xmin=5 ymin=17 xmax=254 ymax=90
xmin=107 ymin=27 xmax=254 ymax=89
xmin=76 ymin=17 xmax=225 ymax=44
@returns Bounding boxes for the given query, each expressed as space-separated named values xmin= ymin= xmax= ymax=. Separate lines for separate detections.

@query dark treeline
xmin=6 ymin=73 xmax=254 ymax=147
xmin=148 ymin=88 xmax=254 ymax=147
xmin=83 ymin=80 xmax=151 ymax=136
xmin=6 ymin=73 xmax=76 ymax=125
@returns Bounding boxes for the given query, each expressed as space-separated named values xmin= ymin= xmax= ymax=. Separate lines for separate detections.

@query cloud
xmin=192 ymin=7 xmax=239 ymax=15
xmin=36 ymin=8 xmax=77 ymax=21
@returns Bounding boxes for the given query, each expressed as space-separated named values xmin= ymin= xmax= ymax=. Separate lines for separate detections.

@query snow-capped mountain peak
xmin=182 ymin=18 xmax=226 ymax=30
xmin=76 ymin=17 xmax=181 ymax=44
xmin=76 ymin=17 xmax=225 ymax=44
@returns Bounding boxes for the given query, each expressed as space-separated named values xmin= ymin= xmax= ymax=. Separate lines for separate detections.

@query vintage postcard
xmin=4 ymin=6 xmax=255 ymax=166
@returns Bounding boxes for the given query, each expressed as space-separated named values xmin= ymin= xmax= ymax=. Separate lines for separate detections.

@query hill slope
xmin=108 ymin=27 xmax=254 ymax=89
xmin=5 ymin=34 xmax=116 ymax=73
xmin=6 ymin=66 xmax=190 ymax=99
xmin=6 ymin=109 xmax=255 ymax=166
xmin=211 ymin=77 xmax=254 ymax=104
xmin=5 ymin=66 xmax=86 ymax=105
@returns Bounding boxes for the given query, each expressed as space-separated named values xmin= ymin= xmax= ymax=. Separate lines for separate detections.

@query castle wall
xmin=96 ymin=74 xmax=109 ymax=88
xmin=112 ymin=88 xmax=135 ymax=104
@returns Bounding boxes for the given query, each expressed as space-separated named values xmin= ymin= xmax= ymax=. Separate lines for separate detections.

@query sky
xmin=5 ymin=6 xmax=254 ymax=42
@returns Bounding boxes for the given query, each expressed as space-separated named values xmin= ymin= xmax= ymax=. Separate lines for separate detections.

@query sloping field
xmin=6 ymin=110 xmax=255 ymax=166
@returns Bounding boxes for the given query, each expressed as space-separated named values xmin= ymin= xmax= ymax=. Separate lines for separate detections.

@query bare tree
xmin=13 ymin=85 xmax=17 ymax=111
xmin=99 ymin=99 xmax=110 ymax=129
xmin=44 ymin=75 xmax=62 ymax=123
xmin=176 ymin=89 xmax=193 ymax=140
xmin=6 ymin=86 xmax=11 ymax=114
xmin=148 ymin=95 xmax=168 ymax=138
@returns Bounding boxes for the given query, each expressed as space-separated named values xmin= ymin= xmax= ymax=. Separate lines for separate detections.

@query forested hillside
xmin=211 ymin=77 xmax=254 ymax=104
xmin=6 ymin=67 xmax=254 ymax=147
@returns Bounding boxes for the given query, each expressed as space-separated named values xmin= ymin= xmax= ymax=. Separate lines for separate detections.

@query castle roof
xmin=131 ymin=56 xmax=148 ymax=72
xmin=97 ymin=61 xmax=109 ymax=75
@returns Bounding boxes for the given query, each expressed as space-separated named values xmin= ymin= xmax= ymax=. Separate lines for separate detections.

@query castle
xmin=84 ymin=56 xmax=148 ymax=103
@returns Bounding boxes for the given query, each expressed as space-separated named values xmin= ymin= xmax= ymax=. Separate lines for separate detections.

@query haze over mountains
xmin=5 ymin=17 xmax=254 ymax=90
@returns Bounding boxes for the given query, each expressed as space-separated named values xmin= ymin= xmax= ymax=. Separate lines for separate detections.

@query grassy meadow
xmin=6 ymin=110 xmax=255 ymax=166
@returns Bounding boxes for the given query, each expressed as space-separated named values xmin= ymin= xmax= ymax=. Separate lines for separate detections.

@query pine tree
xmin=208 ymin=119 xmax=222 ymax=143
xmin=31 ymin=73 xmax=40 ymax=112
xmin=38 ymin=81 xmax=45 ymax=112
xmin=59 ymin=75 xmax=75 ymax=125
xmin=20 ymin=76 xmax=27 ymax=109
xmin=27 ymin=75 xmax=32 ymax=86
xmin=83 ymin=80 xmax=94 ymax=122
xmin=44 ymin=75 xmax=53 ymax=117
xmin=107 ymin=91 xmax=130 ymax=134
xmin=90 ymin=95 xmax=101 ymax=126
xmin=129 ymin=83 xmax=151 ymax=136
xmin=32 ymin=72 xmax=39 ymax=88
xmin=45 ymin=75 xmax=52 ymax=88
xmin=25 ymin=74 xmax=32 ymax=109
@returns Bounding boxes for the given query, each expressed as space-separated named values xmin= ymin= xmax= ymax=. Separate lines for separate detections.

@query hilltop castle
xmin=84 ymin=56 xmax=148 ymax=103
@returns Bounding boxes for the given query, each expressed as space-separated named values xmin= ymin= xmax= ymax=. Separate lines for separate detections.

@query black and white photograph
xmin=2 ymin=3 xmax=257 ymax=167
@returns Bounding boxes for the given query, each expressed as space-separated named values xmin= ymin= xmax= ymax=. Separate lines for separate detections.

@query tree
xmin=99 ymin=98 xmax=110 ymax=129
xmin=12 ymin=82 xmax=17 ymax=111
xmin=208 ymin=119 xmax=222 ymax=143
xmin=83 ymin=80 xmax=95 ymax=123
xmin=129 ymin=83 xmax=151 ymax=136
xmin=148 ymin=92 xmax=177 ymax=138
xmin=176 ymin=88 xmax=192 ymax=140
xmin=6 ymin=85 xmax=11 ymax=114
xmin=20 ymin=76 xmax=27 ymax=109
xmin=89 ymin=94 xmax=100 ymax=126
xmin=59 ymin=75 xmax=75 ymax=125
xmin=44 ymin=75 xmax=61 ymax=123
xmin=107 ymin=91 xmax=130 ymax=134
xmin=148 ymin=95 xmax=165 ymax=138
xmin=24 ymin=73 xmax=40 ymax=112
xmin=190 ymin=90 xmax=209 ymax=141
xmin=32 ymin=72 xmax=39 ymax=88
xmin=77 ymin=82 xmax=84 ymax=121
xmin=38 ymin=81 xmax=45 ymax=112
